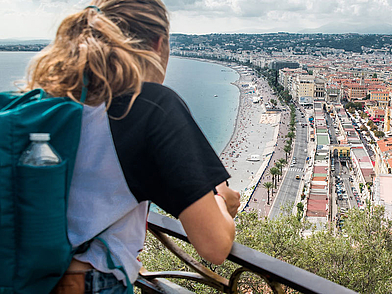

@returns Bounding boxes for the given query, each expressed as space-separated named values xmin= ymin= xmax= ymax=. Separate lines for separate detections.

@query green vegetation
xmin=269 ymin=167 xmax=280 ymax=189
xmin=344 ymin=102 xmax=363 ymax=111
xmin=286 ymin=131 xmax=296 ymax=140
xmin=360 ymin=125 xmax=368 ymax=132
xmin=296 ymin=202 xmax=304 ymax=220
xmin=370 ymin=125 xmax=378 ymax=132
xmin=140 ymin=205 xmax=392 ymax=293
xmin=277 ymin=158 xmax=287 ymax=174
xmin=284 ymin=144 xmax=292 ymax=161
xmin=360 ymin=112 xmax=368 ymax=119
xmin=374 ymin=130 xmax=385 ymax=138
xmin=263 ymin=182 xmax=273 ymax=205
xmin=170 ymin=33 xmax=392 ymax=55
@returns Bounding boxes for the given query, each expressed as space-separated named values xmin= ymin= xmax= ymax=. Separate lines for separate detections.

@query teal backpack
xmin=0 ymin=88 xmax=134 ymax=294
xmin=0 ymin=89 xmax=84 ymax=293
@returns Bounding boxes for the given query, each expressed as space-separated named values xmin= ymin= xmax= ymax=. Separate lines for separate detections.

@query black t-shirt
xmin=108 ymin=82 xmax=230 ymax=218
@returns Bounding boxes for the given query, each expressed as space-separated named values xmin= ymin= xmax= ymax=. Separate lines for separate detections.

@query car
xmin=296 ymin=175 xmax=300 ymax=180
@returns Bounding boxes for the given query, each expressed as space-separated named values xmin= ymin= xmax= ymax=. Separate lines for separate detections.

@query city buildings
xmin=170 ymin=32 xmax=392 ymax=220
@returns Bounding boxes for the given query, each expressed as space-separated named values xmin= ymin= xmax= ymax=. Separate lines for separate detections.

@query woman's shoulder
xmin=137 ymin=82 xmax=190 ymax=113
xmin=109 ymin=82 xmax=190 ymax=120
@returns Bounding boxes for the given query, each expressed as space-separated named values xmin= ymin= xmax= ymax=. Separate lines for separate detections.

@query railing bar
xmin=134 ymin=276 xmax=167 ymax=294
xmin=227 ymin=243 xmax=357 ymax=294
xmin=142 ymin=271 xmax=224 ymax=289
xmin=147 ymin=212 xmax=358 ymax=294
xmin=148 ymin=226 xmax=229 ymax=292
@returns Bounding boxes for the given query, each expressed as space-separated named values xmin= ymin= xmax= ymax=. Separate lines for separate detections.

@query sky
xmin=1 ymin=0 xmax=392 ymax=40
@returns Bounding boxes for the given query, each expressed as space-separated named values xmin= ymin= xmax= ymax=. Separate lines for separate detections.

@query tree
xmin=269 ymin=167 xmax=280 ymax=188
xmin=263 ymin=182 xmax=273 ymax=205
xmin=278 ymin=158 xmax=287 ymax=174
xmin=140 ymin=205 xmax=392 ymax=294
xmin=275 ymin=162 xmax=282 ymax=177
xmin=360 ymin=125 xmax=368 ymax=132
xmin=374 ymin=130 xmax=385 ymax=138
xmin=286 ymin=131 xmax=296 ymax=140
xmin=284 ymin=145 xmax=292 ymax=160
xmin=296 ymin=202 xmax=304 ymax=220
xmin=289 ymin=126 xmax=296 ymax=132
xmin=367 ymin=120 xmax=374 ymax=127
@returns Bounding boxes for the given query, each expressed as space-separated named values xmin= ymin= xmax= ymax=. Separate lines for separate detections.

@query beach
xmin=171 ymin=57 xmax=289 ymax=214
xmin=213 ymin=63 xmax=286 ymax=210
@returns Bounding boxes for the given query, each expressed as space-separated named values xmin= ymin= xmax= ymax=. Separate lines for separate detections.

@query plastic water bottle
xmin=19 ymin=133 xmax=62 ymax=166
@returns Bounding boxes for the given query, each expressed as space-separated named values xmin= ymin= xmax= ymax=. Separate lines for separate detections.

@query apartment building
xmin=370 ymin=91 xmax=390 ymax=108
xmin=374 ymin=137 xmax=392 ymax=175
xmin=294 ymin=75 xmax=315 ymax=103
xmin=278 ymin=68 xmax=307 ymax=91
xmin=314 ymin=78 xmax=325 ymax=100
xmin=344 ymin=83 xmax=367 ymax=101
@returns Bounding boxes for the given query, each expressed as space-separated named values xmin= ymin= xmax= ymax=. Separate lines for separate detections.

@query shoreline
xmin=171 ymin=56 xmax=284 ymax=207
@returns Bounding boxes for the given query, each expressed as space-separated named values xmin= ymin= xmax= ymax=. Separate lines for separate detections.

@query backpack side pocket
xmin=15 ymin=160 xmax=72 ymax=294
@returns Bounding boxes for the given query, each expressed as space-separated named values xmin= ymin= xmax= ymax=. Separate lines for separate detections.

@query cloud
xmin=0 ymin=0 xmax=88 ymax=39
xmin=1 ymin=0 xmax=392 ymax=38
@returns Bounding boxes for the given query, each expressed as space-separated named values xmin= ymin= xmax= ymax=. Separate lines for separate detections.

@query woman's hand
xmin=215 ymin=181 xmax=240 ymax=218
xmin=179 ymin=191 xmax=235 ymax=264
xmin=178 ymin=181 xmax=240 ymax=264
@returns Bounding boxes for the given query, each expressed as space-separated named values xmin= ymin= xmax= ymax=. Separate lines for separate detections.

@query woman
xmin=27 ymin=0 xmax=240 ymax=293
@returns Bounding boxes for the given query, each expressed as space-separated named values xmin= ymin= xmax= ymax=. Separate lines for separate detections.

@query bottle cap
xmin=30 ymin=133 xmax=50 ymax=141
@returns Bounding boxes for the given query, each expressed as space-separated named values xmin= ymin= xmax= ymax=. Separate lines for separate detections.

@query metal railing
xmin=135 ymin=211 xmax=357 ymax=294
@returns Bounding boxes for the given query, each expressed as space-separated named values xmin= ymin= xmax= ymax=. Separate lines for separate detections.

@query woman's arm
xmin=178 ymin=187 xmax=240 ymax=265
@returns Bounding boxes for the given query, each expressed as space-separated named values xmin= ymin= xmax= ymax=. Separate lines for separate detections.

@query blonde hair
xmin=26 ymin=0 xmax=169 ymax=119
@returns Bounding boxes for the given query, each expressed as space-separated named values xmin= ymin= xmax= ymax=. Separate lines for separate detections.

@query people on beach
xmin=26 ymin=0 xmax=240 ymax=292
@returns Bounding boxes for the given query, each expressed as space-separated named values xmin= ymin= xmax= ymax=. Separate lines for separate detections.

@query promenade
xmin=220 ymin=69 xmax=276 ymax=197
xmin=246 ymin=86 xmax=290 ymax=218
xmin=216 ymin=63 xmax=290 ymax=217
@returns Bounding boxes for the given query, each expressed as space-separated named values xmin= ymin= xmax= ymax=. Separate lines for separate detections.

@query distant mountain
xmin=217 ymin=23 xmax=392 ymax=35
xmin=0 ymin=39 xmax=51 ymax=45
xmin=299 ymin=23 xmax=392 ymax=35
xmin=226 ymin=28 xmax=296 ymax=34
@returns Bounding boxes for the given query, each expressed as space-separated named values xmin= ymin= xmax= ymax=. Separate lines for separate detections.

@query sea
xmin=0 ymin=52 xmax=239 ymax=154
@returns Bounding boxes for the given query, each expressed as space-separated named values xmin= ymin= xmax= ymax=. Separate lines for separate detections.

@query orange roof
xmin=374 ymin=109 xmax=385 ymax=115
xmin=312 ymin=176 xmax=327 ymax=182
xmin=370 ymin=91 xmax=389 ymax=95
xmin=388 ymin=158 xmax=392 ymax=168
xmin=377 ymin=137 xmax=392 ymax=153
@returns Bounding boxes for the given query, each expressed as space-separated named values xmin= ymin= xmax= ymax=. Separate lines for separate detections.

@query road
xmin=269 ymin=109 xmax=308 ymax=219
xmin=325 ymin=112 xmax=338 ymax=145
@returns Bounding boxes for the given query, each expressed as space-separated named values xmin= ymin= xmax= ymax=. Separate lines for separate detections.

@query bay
xmin=164 ymin=57 xmax=239 ymax=154
xmin=0 ymin=53 xmax=239 ymax=154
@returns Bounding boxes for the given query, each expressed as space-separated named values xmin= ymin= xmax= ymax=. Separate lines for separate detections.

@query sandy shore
xmin=181 ymin=57 xmax=285 ymax=208
xmin=215 ymin=64 xmax=281 ymax=206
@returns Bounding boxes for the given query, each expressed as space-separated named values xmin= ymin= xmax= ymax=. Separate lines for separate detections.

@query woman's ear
xmin=153 ymin=36 xmax=164 ymax=55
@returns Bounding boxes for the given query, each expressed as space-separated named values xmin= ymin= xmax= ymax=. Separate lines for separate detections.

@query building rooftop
xmin=377 ymin=137 xmax=392 ymax=153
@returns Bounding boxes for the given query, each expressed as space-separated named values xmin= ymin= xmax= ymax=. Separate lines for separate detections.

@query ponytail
xmin=27 ymin=0 xmax=169 ymax=119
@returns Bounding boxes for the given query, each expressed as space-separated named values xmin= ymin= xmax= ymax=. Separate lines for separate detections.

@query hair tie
xmin=85 ymin=5 xmax=102 ymax=14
